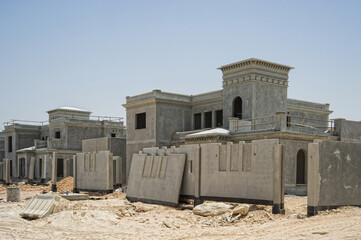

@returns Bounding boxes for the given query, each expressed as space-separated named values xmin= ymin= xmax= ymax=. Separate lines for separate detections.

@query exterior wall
xmin=192 ymin=101 xmax=223 ymax=129
xmin=281 ymin=139 xmax=309 ymax=195
xmin=82 ymin=137 xmax=126 ymax=185
xmin=135 ymin=140 xmax=284 ymax=213
xmin=286 ymin=99 xmax=331 ymax=134
xmin=0 ymin=134 xmax=4 ymax=160
xmin=125 ymin=103 xmax=157 ymax=181
xmin=74 ymin=151 xmax=113 ymax=192
xmin=3 ymin=125 xmax=41 ymax=177
xmin=156 ymin=103 xmax=192 ymax=146
xmin=308 ymin=140 xmax=361 ymax=216
xmin=334 ymin=119 xmax=361 ymax=143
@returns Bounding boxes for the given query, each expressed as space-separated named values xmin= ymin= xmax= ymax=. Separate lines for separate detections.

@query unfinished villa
xmin=0 ymin=107 xmax=126 ymax=189
xmin=124 ymin=58 xmax=361 ymax=215
xmin=1 ymin=58 xmax=360 ymax=217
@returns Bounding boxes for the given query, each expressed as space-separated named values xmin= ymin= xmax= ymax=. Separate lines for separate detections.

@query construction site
xmin=0 ymin=58 xmax=361 ymax=239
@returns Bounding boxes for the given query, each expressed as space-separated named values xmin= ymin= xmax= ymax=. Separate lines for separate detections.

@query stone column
xmin=42 ymin=155 xmax=47 ymax=182
xmin=272 ymin=144 xmax=285 ymax=214
xmin=4 ymin=159 xmax=10 ymax=184
xmin=201 ymin=112 xmax=205 ymax=129
xmin=28 ymin=157 xmax=35 ymax=183
xmin=63 ymin=158 xmax=69 ymax=178
xmin=73 ymin=155 xmax=78 ymax=193
xmin=51 ymin=152 xmax=57 ymax=192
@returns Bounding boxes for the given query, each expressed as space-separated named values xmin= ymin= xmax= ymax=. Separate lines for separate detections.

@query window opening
xmin=233 ymin=97 xmax=243 ymax=119
xmin=136 ymin=113 xmax=146 ymax=129
xmin=194 ymin=113 xmax=201 ymax=130
xmin=205 ymin=111 xmax=212 ymax=128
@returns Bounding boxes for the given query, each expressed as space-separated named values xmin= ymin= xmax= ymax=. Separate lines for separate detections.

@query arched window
xmin=296 ymin=149 xmax=307 ymax=184
xmin=233 ymin=97 xmax=243 ymax=119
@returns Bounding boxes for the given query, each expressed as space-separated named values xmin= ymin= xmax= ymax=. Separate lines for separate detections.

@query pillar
xmin=272 ymin=144 xmax=285 ymax=214
xmin=51 ymin=152 xmax=57 ymax=192
xmin=73 ymin=155 xmax=78 ymax=193
xmin=28 ymin=157 xmax=35 ymax=183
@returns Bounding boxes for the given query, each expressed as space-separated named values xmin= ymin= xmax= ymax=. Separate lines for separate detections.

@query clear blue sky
xmin=1 ymin=0 xmax=361 ymax=128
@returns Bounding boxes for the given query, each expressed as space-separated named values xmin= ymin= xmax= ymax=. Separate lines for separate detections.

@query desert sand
xmin=0 ymin=181 xmax=360 ymax=240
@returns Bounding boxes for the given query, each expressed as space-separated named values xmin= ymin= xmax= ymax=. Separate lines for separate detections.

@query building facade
xmin=2 ymin=107 xmax=125 ymax=182
xmin=123 ymin=58 xmax=337 ymax=194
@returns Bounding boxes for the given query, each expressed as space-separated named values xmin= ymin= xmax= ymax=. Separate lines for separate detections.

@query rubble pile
xmin=56 ymin=177 xmax=73 ymax=193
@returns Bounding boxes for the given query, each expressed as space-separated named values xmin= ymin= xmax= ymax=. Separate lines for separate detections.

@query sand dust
xmin=0 ymin=185 xmax=360 ymax=239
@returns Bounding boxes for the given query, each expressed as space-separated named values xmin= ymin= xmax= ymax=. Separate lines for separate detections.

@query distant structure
xmin=123 ymin=58 xmax=357 ymax=195
xmin=1 ymin=107 xmax=125 ymax=183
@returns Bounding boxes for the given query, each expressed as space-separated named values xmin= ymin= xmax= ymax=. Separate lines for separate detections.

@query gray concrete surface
xmin=126 ymin=153 xmax=186 ymax=207
xmin=308 ymin=140 xmax=361 ymax=216
xmin=74 ymin=151 xmax=114 ymax=192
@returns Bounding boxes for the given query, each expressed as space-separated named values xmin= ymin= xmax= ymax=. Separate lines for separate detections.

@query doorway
xmin=296 ymin=149 xmax=306 ymax=184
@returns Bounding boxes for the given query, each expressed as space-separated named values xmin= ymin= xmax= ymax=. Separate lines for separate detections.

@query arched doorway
xmin=296 ymin=149 xmax=306 ymax=184
xmin=233 ymin=97 xmax=243 ymax=119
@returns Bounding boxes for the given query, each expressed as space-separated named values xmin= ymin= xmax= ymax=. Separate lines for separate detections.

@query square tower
xmin=219 ymin=58 xmax=293 ymax=128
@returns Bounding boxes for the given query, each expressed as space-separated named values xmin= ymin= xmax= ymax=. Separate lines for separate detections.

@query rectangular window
xmin=205 ymin=111 xmax=212 ymax=128
xmin=55 ymin=131 xmax=61 ymax=139
xmin=8 ymin=136 xmax=12 ymax=153
xmin=216 ymin=110 xmax=223 ymax=127
xmin=194 ymin=113 xmax=201 ymax=130
xmin=136 ymin=112 xmax=146 ymax=129
xmin=111 ymin=133 xmax=116 ymax=138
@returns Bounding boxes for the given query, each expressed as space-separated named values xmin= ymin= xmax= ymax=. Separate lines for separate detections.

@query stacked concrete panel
xmin=74 ymin=151 xmax=114 ymax=193
xmin=128 ymin=140 xmax=284 ymax=213
xmin=126 ymin=153 xmax=186 ymax=207
xmin=308 ymin=140 xmax=361 ymax=216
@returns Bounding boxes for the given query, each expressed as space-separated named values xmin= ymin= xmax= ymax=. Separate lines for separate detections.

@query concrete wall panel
xmin=308 ymin=140 xmax=361 ymax=216
xmin=75 ymin=151 xmax=113 ymax=192
xmin=126 ymin=153 xmax=186 ymax=207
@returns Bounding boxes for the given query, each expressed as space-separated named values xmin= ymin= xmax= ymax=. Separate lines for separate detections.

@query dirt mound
xmin=56 ymin=177 xmax=73 ymax=193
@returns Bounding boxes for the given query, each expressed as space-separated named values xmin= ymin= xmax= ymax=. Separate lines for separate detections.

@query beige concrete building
xmin=2 ymin=107 xmax=125 ymax=183
xmin=123 ymin=58 xmax=339 ymax=195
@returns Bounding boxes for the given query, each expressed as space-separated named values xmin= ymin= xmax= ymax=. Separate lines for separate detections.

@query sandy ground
xmin=0 ymin=184 xmax=360 ymax=240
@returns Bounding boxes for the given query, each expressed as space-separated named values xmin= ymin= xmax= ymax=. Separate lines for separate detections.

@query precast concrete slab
xmin=126 ymin=153 xmax=186 ymax=207
xmin=60 ymin=193 xmax=89 ymax=201
xmin=20 ymin=194 xmax=60 ymax=219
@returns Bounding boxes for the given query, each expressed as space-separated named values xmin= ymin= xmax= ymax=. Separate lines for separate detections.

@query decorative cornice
xmin=223 ymin=74 xmax=289 ymax=88
xmin=218 ymin=58 xmax=294 ymax=74
xmin=123 ymin=98 xmax=192 ymax=109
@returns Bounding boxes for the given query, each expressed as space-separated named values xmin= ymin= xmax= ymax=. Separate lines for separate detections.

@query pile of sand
xmin=56 ymin=177 xmax=73 ymax=193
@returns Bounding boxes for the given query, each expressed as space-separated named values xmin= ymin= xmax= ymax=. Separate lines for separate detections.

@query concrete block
xmin=7 ymin=187 xmax=20 ymax=202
